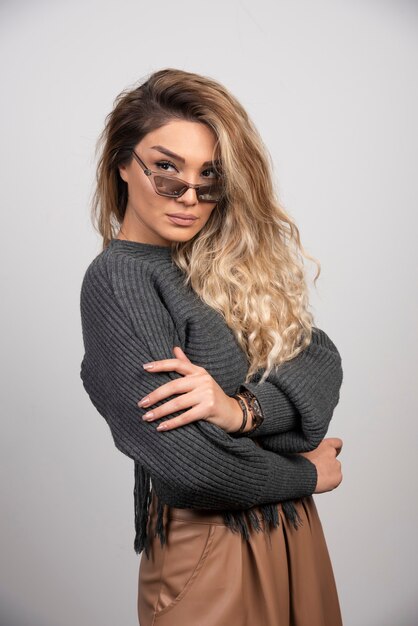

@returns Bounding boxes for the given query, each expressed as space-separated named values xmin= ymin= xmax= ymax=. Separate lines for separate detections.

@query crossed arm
xmin=80 ymin=259 xmax=321 ymax=511
xmin=235 ymin=326 xmax=344 ymax=453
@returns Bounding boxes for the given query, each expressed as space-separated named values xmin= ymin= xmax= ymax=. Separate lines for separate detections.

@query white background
xmin=1 ymin=1 xmax=417 ymax=625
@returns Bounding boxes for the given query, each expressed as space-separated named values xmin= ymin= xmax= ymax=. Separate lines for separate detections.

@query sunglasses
xmin=130 ymin=150 xmax=224 ymax=203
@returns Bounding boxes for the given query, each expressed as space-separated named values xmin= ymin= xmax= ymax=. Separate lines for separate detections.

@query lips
xmin=167 ymin=214 xmax=198 ymax=227
xmin=168 ymin=214 xmax=198 ymax=220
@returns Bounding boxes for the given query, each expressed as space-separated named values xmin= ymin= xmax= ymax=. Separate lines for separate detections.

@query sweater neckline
xmin=108 ymin=237 xmax=174 ymax=258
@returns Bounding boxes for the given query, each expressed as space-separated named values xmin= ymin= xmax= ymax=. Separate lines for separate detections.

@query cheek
xmin=130 ymin=175 xmax=158 ymax=206
xmin=133 ymin=178 xmax=180 ymax=215
xmin=203 ymin=204 xmax=218 ymax=220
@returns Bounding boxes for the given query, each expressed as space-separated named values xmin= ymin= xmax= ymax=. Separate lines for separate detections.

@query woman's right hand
xmin=297 ymin=437 xmax=343 ymax=494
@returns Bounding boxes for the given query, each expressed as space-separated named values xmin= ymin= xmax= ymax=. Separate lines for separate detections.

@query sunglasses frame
xmin=130 ymin=149 xmax=224 ymax=203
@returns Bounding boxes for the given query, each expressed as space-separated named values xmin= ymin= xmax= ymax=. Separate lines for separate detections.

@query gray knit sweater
xmin=79 ymin=238 xmax=343 ymax=556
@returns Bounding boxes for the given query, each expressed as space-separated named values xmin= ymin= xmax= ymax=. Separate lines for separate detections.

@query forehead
xmin=139 ymin=120 xmax=218 ymax=161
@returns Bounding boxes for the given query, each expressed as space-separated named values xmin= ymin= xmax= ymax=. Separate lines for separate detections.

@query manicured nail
xmin=143 ymin=363 xmax=154 ymax=369
xmin=142 ymin=411 xmax=154 ymax=420
xmin=138 ymin=397 xmax=150 ymax=407
xmin=156 ymin=423 xmax=167 ymax=431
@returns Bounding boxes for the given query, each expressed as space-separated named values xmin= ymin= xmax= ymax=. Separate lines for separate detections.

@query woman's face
xmin=118 ymin=120 xmax=220 ymax=246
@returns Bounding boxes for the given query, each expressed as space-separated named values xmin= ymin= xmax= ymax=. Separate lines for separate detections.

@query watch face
xmin=241 ymin=390 xmax=261 ymax=414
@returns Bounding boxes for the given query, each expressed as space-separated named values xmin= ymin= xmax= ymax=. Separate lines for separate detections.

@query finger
xmin=138 ymin=377 xmax=199 ymax=409
xmin=172 ymin=346 xmax=191 ymax=361
xmin=330 ymin=438 xmax=343 ymax=456
xmin=142 ymin=357 xmax=197 ymax=376
xmin=325 ymin=437 xmax=343 ymax=450
xmin=141 ymin=389 xmax=201 ymax=422
xmin=155 ymin=406 xmax=203 ymax=431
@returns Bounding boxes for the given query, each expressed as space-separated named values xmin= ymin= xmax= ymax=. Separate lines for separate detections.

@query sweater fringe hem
xmin=133 ymin=461 xmax=304 ymax=556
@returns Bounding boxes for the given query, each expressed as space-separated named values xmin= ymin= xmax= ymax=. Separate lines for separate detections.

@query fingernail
xmin=143 ymin=411 xmax=154 ymax=419
xmin=143 ymin=363 xmax=154 ymax=369
xmin=156 ymin=423 xmax=167 ymax=431
xmin=138 ymin=397 xmax=150 ymax=407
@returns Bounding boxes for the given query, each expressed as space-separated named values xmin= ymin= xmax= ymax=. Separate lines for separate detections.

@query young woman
xmin=80 ymin=68 xmax=344 ymax=626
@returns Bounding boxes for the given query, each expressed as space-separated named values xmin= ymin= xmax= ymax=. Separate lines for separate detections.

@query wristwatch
xmin=235 ymin=386 xmax=264 ymax=435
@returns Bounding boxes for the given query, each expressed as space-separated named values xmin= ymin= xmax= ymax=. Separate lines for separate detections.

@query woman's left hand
xmin=138 ymin=346 xmax=243 ymax=433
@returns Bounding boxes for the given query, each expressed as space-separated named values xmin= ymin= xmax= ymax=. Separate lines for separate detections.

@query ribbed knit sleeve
xmin=80 ymin=254 xmax=318 ymax=511
xmin=238 ymin=328 xmax=343 ymax=452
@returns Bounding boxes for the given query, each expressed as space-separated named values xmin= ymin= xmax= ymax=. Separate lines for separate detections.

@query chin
xmin=163 ymin=226 xmax=202 ymax=241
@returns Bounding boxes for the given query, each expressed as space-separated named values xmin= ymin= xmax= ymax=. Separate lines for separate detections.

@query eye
xmin=201 ymin=167 xmax=218 ymax=179
xmin=155 ymin=160 xmax=178 ymax=173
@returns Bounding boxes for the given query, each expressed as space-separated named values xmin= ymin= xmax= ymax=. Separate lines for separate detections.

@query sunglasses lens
xmin=196 ymin=182 xmax=223 ymax=202
xmin=154 ymin=175 xmax=223 ymax=202
xmin=154 ymin=176 xmax=187 ymax=197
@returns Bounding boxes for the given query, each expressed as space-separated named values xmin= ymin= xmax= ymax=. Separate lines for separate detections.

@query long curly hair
xmin=90 ymin=67 xmax=321 ymax=383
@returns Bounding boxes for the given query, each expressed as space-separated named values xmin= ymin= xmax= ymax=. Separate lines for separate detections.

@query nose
xmin=178 ymin=185 xmax=199 ymax=205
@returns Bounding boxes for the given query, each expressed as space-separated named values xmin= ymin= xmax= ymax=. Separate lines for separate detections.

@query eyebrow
xmin=150 ymin=145 xmax=220 ymax=168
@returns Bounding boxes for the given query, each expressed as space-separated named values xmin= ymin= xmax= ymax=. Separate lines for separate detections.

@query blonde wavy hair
xmin=90 ymin=68 xmax=321 ymax=384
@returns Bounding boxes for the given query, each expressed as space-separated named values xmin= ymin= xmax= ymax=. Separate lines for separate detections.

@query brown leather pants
xmin=138 ymin=490 xmax=343 ymax=626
